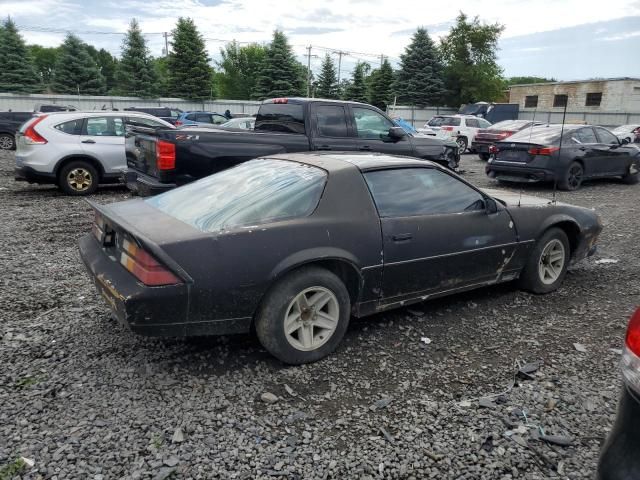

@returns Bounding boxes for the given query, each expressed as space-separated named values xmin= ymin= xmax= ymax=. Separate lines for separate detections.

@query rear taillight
xmin=497 ymin=131 xmax=514 ymax=139
xmin=489 ymin=145 xmax=499 ymax=154
xmin=24 ymin=115 xmax=48 ymax=145
xmin=528 ymin=146 xmax=560 ymax=156
xmin=174 ymin=120 xmax=183 ymax=126
xmin=622 ymin=308 xmax=640 ymax=393
xmin=633 ymin=127 xmax=640 ymax=134
xmin=120 ymin=238 xmax=181 ymax=286
xmin=441 ymin=126 xmax=454 ymax=131
xmin=156 ymin=140 xmax=176 ymax=170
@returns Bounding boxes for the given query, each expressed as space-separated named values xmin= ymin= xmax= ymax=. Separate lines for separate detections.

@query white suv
xmin=431 ymin=115 xmax=492 ymax=153
xmin=14 ymin=111 xmax=173 ymax=195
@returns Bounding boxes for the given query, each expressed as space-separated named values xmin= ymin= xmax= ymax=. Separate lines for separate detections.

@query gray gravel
xmin=1 ymin=149 xmax=638 ymax=479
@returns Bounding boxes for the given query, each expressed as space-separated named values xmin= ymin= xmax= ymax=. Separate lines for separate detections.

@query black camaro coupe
xmin=80 ymin=153 xmax=602 ymax=364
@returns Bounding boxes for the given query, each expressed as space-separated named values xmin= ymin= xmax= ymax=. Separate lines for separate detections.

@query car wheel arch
xmin=54 ymin=155 xmax=105 ymax=180
xmin=538 ymin=218 xmax=581 ymax=258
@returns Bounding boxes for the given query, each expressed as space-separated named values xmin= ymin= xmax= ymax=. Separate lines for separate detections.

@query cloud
xmin=286 ymin=26 xmax=344 ymax=35
xmin=600 ymin=30 xmax=640 ymax=41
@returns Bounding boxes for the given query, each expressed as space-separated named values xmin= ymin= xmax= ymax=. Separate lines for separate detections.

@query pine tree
xmin=315 ymin=54 xmax=339 ymax=99
xmin=115 ymin=19 xmax=157 ymax=97
xmin=343 ymin=62 xmax=368 ymax=103
xmin=167 ymin=18 xmax=213 ymax=100
xmin=51 ymin=34 xmax=106 ymax=95
xmin=394 ymin=27 xmax=445 ymax=107
xmin=252 ymin=30 xmax=305 ymax=100
xmin=0 ymin=18 xmax=42 ymax=93
xmin=368 ymin=58 xmax=395 ymax=110
xmin=97 ymin=49 xmax=118 ymax=93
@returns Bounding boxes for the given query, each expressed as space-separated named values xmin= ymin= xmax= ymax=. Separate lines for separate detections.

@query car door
xmin=309 ymin=103 xmax=357 ymax=151
xmin=564 ymin=127 xmax=602 ymax=177
xmin=363 ymin=167 xmax=519 ymax=303
xmin=79 ymin=116 xmax=126 ymax=173
xmin=594 ymin=127 xmax=630 ymax=175
xmin=351 ymin=106 xmax=415 ymax=156
xmin=464 ymin=117 xmax=480 ymax=142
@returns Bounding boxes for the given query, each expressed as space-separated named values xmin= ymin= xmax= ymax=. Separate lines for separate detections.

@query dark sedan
xmin=472 ymin=119 xmax=543 ymax=161
xmin=79 ymin=153 xmax=602 ymax=364
xmin=486 ymin=124 xmax=640 ymax=190
xmin=598 ymin=308 xmax=640 ymax=480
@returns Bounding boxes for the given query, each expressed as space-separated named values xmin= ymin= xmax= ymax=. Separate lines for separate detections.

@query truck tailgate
xmin=125 ymin=127 xmax=162 ymax=177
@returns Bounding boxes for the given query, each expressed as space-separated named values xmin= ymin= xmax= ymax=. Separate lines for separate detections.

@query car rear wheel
xmin=518 ymin=227 xmax=570 ymax=294
xmin=58 ymin=161 xmax=99 ymax=196
xmin=255 ymin=266 xmax=350 ymax=364
xmin=456 ymin=137 xmax=468 ymax=154
xmin=479 ymin=153 xmax=490 ymax=161
xmin=558 ymin=161 xmax=583 ymax=191
xmin=0 ymin=134 xmax=15 ymax=150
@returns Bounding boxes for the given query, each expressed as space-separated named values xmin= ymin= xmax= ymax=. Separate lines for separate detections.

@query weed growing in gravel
xmin=0 ymin=457 xmax=26 ymax=480
xmin=14 ymin=376 xmax=38 ymax=389
xmin=151 ymin=434 xmax=163 ymax=450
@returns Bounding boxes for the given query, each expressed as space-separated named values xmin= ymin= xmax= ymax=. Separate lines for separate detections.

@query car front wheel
xmin=255 ymin=266 xmax=350 ymax=364
xmin=0 ymin=134 xmax=15 ymax=150
xmin=518 ymin=227 xmax=570 ymax=294
xmin=58 ymin=161 xmax=99 ymax=195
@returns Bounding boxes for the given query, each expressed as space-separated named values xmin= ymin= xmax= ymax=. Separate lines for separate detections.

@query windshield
xmin=147 ymin=159 xmax=326 ymax=232
xmin=612 ymin=125 xmax=634 ymax=133
xmin=506 ymin=126 xmax=563 ymax=144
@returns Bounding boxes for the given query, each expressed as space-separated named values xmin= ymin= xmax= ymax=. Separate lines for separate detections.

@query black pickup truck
xmin=124 ymin=98 xmax=460 ymax=196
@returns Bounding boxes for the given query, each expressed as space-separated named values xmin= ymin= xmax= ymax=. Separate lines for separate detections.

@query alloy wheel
xmin=456 ymin=137 xmax=467 ymax=154
xmin=567 ymin=164 xmax=583 ymax=190
xmin=537 ymin=239 xmax=566 ymax=285
xmin=283 ymin=286 xmax=340 ymax=351
xmin=67 ymin=168 xmax=93 ymax=192
xmin=0 ymin=135 xmax=14 ymax=150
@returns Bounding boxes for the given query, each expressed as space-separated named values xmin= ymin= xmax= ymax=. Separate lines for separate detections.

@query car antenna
xmin=552 ymin=100 xmax=569 ymax=204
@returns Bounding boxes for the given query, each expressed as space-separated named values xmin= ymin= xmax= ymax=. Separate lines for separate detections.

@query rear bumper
xmin=79 ymin=234 xmax=252 ymax=336
xmin=471 ymin=142 xmax=491 ymax=153
xmin=597 ymin=386 xmax=640 ymax=480
xmin=14 ymin=166 xmax=56 ymax=184
xmin=485 ymin=161 xmax=557 ymax=183
xmin=122 ymin=169 xmax=176 ymax=197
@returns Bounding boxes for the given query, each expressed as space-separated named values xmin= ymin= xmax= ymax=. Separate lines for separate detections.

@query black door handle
xmin=82 ymin=139 xmax=96 ymax=144
xmin=359 ymin=145 xmax=372 ymax=151
xmin=392 ymin=233 xmax=413 ymax=242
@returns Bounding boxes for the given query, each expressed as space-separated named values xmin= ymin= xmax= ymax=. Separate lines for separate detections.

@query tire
xmin=58 ymin=160 xmax=99 ymax=195
xmin=558 ymin=161 xmax=583 ymax=191
xmin=0 ymin=133 xmax=15 ymax=150
xmin=518 ymin=227 xmax=570 ymax=294
xmin=456 ymin=137 xmax=468 ymax=154
xmin=255 ymin=266 xmax=351 ymax=365
xmin=622 ymin=162 xmax=639 ymax=185
xmin=479 ymin=153 xmax=490 ymax=161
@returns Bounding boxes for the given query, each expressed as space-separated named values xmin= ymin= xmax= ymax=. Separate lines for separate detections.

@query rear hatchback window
xmin=147 ymin=159 xmax=326 ymax=232
xmin=440 ymin=117 xmax=461 ymax=127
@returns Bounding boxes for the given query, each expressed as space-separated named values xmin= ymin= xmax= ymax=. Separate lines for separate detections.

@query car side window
xmin=466 ymin=118 xmax=480 ymax=128
xmin=316 ymin=105 xmax=349 ymax=137
xmin=353 ymin=107 xmax=393 ymax=139
xmin=126 ymin=117 xmax=165 ymax=128
xmin=186 ymin=113 xmax=198 ymax=121
xmin=479 ymin=119 xmax=492 ymax=128
xmin=364 ymin=168 xmax=486 ymax=217
xmin=195 ymin=114 xmax=213 ymax=123
xmin=595 ymin=127 xmax=619 ymax=145
xmin=55 ymin=119 xmax=84 ymax=135
xmin=212 ymin=115 xmax=227 ymax=125
xmin=85 ymin=117 xmax=125 ymax=136
xmin=570 ymin=128 xmax=598 ymax=144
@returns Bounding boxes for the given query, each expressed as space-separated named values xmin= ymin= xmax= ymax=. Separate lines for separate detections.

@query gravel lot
xmin=1 ymin=148 xmax=638 ymax=480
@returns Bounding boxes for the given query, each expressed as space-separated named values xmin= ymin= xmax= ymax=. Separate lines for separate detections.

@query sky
xmin=2 ymin=0 xmax=640 ymax=80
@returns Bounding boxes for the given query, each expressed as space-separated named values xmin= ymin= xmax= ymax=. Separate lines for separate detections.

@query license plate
xmin=500 ymin=150 xmax=524 ymax=161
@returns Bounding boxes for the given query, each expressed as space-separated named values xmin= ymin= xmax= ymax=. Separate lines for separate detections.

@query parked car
xmin=611 ymin=124 xmax=640 ymax=144
xmin=123 ymin=98 xmax=460 ymax=196
xmin=174 ymin=111 xmax=228 ymax=127
xmin=434 ymin=115 xmax=493 ymax=154
xmin=597 ymin=307 xmax=640 ymax=480
xmin=14 ymin=111 xmax=174 ymax=195
xmin=123 ymin=107 xmax=182 ymax=125
xmin=458 ymin=102 xmax=519 ymax=123
xmin=0 ymin=111 xmax=34 ymax=150
xmin=392 ymin=117 xmax=431 ymax=137
xmin=80 ymin=152 xmax=601 ymax=364
xmin=220 ymin=117 xmax=255 ymax=130
xmin=34 ymin=104 xmax=77 ymax=113
xmin=485 ymin=124 xmax=640 ymax=191
xmin=473 ymin=120 xmax=544 ymax=161
xmin=417 ymin=116 xmax=447 ymax=136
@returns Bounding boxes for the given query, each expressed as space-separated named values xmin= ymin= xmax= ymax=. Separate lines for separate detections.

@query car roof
xmin=39 ymin=111 xmax=162 ymax=118
xmin=182 ymin=111 xmax=222 ymax=114
xmin=262 ymin=97 xmax=371 ymax=107
xmin=266 ymin=152 xmax=439 ymax=172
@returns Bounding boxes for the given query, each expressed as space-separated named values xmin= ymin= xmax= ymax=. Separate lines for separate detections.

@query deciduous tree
xmin=216 ymin=41 xmax=266 ymax=99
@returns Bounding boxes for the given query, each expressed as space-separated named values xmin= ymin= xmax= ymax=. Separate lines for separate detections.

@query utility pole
xmin=306 ymin=45 xmax=312 ymax=98
xmin=380 ymin=54 xmax=384 ymax=66
xmin=163 ymin=32 xmax=169 ymax=57
xmin=333 ymin=50 xmax=348 ymax=84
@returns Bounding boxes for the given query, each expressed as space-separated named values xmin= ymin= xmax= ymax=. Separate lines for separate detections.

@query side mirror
xmin=621 ymin=138 xmax=630 ymax=145
xmin=485 ymin=197 xmax=498 ymax=214
xmin=388 ymin=126 xmax=407 ymax=141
